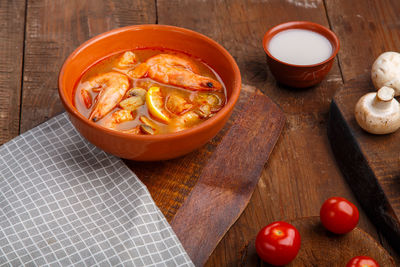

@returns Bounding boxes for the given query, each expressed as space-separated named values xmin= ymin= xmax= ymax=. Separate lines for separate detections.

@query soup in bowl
xmin=58 ymin=25 xmax=241 ymax=161
xmin=74 ymin=49 xmax=227 ymax=135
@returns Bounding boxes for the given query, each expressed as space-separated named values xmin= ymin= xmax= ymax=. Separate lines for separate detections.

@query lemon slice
xmin=146 ymin=86 xmax=170 ymax=123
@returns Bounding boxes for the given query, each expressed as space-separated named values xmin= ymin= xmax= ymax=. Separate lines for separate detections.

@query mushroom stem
xmin=373 ymin=86 xmax=395 ymax=109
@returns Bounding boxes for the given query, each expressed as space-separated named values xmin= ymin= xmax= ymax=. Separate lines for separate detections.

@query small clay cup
xmin=262 ymin=21 xmax=340 ymax=88
xmin=58 ymin=25 xmax=241 ymax=161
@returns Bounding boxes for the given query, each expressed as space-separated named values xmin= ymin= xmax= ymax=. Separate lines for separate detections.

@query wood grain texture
xmin=126 ymin=86 xmax=285 ymax=265
xmin=155 ymin=0 xmax=384 ymax=265
xmin=324 ymin=0 xmax=400 ymax=82
xmin=20 ymin=2 xmax=285 ymax=264
xmin=170 ymin=91 xmax=284 ymax=266
xmin=328 ymin=76 xmax=400 ymax=253
xmin=126 ymin=85 xmax=264 ymax=222
xmin=20 ymin=0 xmax=155 ymax=133
xmin=241 ymin=217 xmax=395 ymax=266
xmin=9 ymin=0 xmax=399 ymax=265
xmin=0 ymin=0 xmax=26 ymax=143
xmin=325 ymin=0 xmax=400 ymax=260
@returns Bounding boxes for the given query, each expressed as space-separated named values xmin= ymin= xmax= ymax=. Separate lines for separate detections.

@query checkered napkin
xmin=0 ymin=113 xmax=193 ymax=267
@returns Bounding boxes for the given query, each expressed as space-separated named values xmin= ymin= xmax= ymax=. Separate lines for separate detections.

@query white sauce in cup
xmin=268 ymin=29 xmax=333 ymax=65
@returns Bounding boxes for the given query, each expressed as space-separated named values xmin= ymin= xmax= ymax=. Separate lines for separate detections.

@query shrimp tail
xmin=81 ymin=89 xmax=92 ymax=109
xmin=128 ymin=63 xmax=149 ymax=79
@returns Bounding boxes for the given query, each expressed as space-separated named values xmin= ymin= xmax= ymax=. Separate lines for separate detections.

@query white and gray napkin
xmin=0 ymin=113 xmax=193 ymax=266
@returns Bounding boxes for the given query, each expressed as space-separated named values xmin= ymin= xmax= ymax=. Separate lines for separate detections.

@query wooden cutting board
xmin=125 ymin=85 xmax=285 ymax=266
xmin=328 ymin=74 xmax=400 ymax=255
xmin=241 ymin=217 xmax=395 ymax=266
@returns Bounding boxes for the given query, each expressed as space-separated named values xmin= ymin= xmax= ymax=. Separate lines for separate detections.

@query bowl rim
xmin=262 ymin=21 xmax=340 ymax=68
xmin=58 ymin=24 xmax=241 ymax=141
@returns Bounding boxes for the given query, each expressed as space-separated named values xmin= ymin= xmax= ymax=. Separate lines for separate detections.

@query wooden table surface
xmin=1 ymin=0 xmax=399 ymax=265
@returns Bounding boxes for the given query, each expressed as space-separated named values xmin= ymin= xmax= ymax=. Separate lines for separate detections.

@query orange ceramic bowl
xmin=59 ymin=25 xmax=241 ymax=161
xmin=262 ymin=21 xmax=339 ymax=88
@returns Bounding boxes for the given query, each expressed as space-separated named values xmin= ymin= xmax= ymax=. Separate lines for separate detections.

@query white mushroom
xmin=355 ymin=86 xmax=400 ymax=134
xmin=371 ymin=51 xmax=400 ymax=96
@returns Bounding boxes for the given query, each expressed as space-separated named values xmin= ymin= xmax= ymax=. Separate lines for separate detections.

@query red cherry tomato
xmin=255 ymin=221 xmax=301 ymax=266
xmin=320 ymin=196 xmax=359 ymax=234
xmin=346 ymin=256 xmax=380 ymax=267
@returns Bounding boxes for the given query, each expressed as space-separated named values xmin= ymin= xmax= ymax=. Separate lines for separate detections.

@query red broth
xmin=73 ymin=48 xmax=226 ymax=135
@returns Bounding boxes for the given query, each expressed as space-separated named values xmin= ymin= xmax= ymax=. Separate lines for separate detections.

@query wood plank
xmin=20 ymin=2 xmax=284 ymax=265
xmin=324 ymin=0 xmax=400 ymax=83
xmin=126 ymin=85 xmax=284 ymax=265
xmin=328 ymin=76 xmax=400 ymax=254
xmin=126 ymin=85 xmax=262 ymax=222
xmin=241 ymin=217 xmax=395 ymax=266
xmin=170 ymin=91 xmax=284 ymax=266
xmin=156 ymin=0 xmax=381 ymax=265
xmin=325 ymin=0 xmax=400 ymax=260
xmin=20 ymin=0 xmax=155 ymax=133
xmin=0 ymin=0 xmax=26 ymax=143
xmin=18 ymin=0 xmax=399 ymax=265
